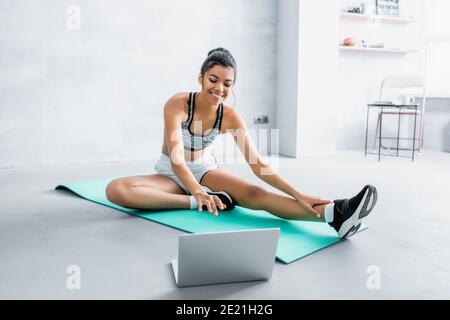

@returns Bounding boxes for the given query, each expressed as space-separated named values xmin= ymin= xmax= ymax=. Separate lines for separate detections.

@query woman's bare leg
xmin=200 ymin=169 xmax=327 ymax=222
xmin=106 ymin=174 xmax=190 ymax=210
xmin=256 ymin=192 xmax=327 ymax=222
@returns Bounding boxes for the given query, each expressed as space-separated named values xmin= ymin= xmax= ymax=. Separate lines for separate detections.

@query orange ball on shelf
xmin=343 ymin=37 xmax=355 ymax=46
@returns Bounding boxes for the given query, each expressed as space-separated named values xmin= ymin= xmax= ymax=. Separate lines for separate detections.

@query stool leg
xmin=373 ymin=111 xmax=381 ymax=152
xmin=396 ymin=108 xmax=401 ymax=157
xmin=378 ymin=107 xmax=383 ymax=162
xmin=365 ymin=106 xmax=369 ymax=157
xmin=419 ymin=113 xmax=424 ymax=152
xmin=412 ymin=109 xmax=418 ymax=162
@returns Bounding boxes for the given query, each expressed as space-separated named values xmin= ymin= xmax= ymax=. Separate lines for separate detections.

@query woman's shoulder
xmin=164 ymin=92 xmax=190 ymax=113
xmin=221 ymin=104 xmax=242 ymax=131
xmin=222 ymin=104 xmax=240 ymax=120
xmin=171 ymin=91 xmax=190 ymax=101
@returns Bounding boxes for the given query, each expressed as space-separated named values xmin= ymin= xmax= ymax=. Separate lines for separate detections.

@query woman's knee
xmin=244 ymin=185 xmax=268 ymax=208
xmin=105 ymin=179 xmax=129 ymax=206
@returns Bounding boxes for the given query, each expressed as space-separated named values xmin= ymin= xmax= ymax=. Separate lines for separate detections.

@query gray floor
xmin=1 ymin=150 xmax=449 ymax=300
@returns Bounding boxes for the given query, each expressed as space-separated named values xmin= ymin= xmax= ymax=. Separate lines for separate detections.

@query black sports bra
xmin=181 ymin=92 xmax=223 ymax=151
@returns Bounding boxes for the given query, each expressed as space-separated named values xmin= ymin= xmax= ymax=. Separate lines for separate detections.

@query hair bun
xmin=200 ymin=47 xmax=237 ymax=82
xmin=207 ymin=47 xmax=229 ymax=57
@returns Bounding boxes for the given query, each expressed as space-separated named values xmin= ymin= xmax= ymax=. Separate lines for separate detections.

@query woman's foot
xmin=202 ymin=186 xmax=236 ymax=211
xmin=328 ymin=185 xmax=378 ymax=239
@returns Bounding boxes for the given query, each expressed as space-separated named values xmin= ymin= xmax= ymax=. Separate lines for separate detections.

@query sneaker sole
xmin=338 ymin=185 xmax=377 ymax=239
xmin=342 ymin=222 xmax=362 ymax=239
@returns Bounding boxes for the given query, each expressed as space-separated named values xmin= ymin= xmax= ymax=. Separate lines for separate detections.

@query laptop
xmin=171 ymin=228 xmax=280 ymax=287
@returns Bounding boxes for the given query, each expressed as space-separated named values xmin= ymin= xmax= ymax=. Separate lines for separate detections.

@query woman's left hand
xmin=294 ymin=193 xmax=333 ymax=216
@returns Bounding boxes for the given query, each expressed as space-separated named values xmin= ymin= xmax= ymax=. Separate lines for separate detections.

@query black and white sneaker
xmin=329 ymin=185 xmax=378 ymax=239
xmin=202 ymin=186 xmax=236 ymax=211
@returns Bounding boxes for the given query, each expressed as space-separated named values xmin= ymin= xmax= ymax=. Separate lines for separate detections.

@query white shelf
xmin=339 ymin=46 xmax=415 ymax=54
xmin=421 ymin=94 xmax=450 ymax=99
xmin=340 ymin=12 xmax=417 ymax=23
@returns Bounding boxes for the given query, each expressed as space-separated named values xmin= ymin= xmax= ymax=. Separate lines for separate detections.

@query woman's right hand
xmin=193 ymin=191 xmax=226 ymax=216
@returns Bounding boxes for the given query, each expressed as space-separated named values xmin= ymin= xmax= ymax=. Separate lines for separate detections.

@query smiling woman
xmin=104 ymin=47 xmax=378 ymax=240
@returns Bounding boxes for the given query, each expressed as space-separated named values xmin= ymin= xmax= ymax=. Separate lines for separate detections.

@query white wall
xmin=0 ymin=0 xmax=278 ymax=168
xmin=421 ymin=0 xmax=450 ymax=152
xmin=277 ymin=0 xmax=338 ymax=158
xmin=423 ymin=0 xmax=450 ymax=97
xmin=3 ymin=0 xmax=448 ymax=169
xmin=421 ymin=98 xmax=450 ymax=151
xmin=276 ymin=0 xmax=299 ymax=157
xmin=297 ymin=0 xmax=338 ymax=157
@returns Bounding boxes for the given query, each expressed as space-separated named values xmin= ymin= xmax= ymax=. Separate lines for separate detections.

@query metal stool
xmin=365 ymin=103 xmax=419 ymax=162
xmin=365 ymin=75 xmax=426 ymax=162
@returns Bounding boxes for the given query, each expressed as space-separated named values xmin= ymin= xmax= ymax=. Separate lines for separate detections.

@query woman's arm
xmin=229 ymin=108 xmax=332 ymax=214
xmin=163 ymin=96 xmax=225 ymax=214
xmin=228 ymin=108 xmax=303 ymax=198
xmin=163 ymin=97 xmax=204 ymax=195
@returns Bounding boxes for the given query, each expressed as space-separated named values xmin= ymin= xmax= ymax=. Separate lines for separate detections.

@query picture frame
xmin=376 ymin=0 xmax=400 ymax=16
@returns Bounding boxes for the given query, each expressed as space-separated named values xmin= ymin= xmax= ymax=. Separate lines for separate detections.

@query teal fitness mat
xmin=55 ymin=176 xmax=367 ymax=264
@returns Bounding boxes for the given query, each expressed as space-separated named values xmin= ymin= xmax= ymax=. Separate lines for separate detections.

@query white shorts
xmin=154 ymin=152 xmax=219 ymax=195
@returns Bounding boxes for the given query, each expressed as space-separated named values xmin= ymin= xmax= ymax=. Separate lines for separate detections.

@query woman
xmin=106 ymin=48 xmax=377 ymax=239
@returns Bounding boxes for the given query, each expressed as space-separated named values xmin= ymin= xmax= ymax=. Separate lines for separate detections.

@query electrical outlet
xmin=254 ymin=115 xmax=269 ymax=124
